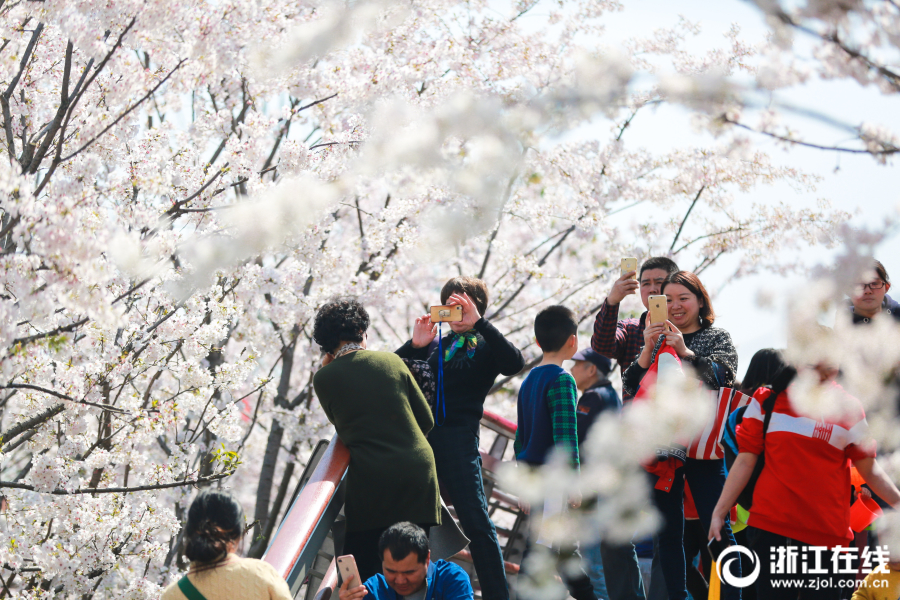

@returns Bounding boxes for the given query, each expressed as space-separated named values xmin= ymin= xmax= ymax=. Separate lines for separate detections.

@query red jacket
xmin=736 ymin=383 xmax=876 ymax=548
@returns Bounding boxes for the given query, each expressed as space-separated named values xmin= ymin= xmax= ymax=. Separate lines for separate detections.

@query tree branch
xmin=0 ymin=384 xmax=127 ymax=414
xmin=0 ymin=470 xmax=234 ymax=494
xmin=0 ymin=403 xmax=64 ymax=446
xmin=59 ymin=58 xmax=187 ymax=163
xmin=669 ymin=185 xmax=705 ymax=253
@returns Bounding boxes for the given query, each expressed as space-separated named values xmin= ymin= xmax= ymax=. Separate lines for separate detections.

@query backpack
xmin=722 ymin=366 xmax=796 ymax=510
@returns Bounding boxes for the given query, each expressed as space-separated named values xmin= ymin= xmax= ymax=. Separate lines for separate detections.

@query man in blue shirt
xmin=339 ymin=522 xmax=473 ymax=600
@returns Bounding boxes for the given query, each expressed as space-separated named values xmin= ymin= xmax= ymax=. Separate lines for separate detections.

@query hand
xmin=411 ymin=315 xmax=437 ymax=349
xmin=642 ymin=320 xmax=667 ymax=350
xmin=607 ymin=271 xmax=639 ymax=305
xmin=447 ymin=293 xmax=481 ymax=330
xmin=338 ymin=576 xmax=368 ymax=600
xmin=663 ymin=322 xmax=695 ymax=359
xmin=859 ymin=486 xmax=872 ymax=500
xmin=322 ymin=352 xmax=335 ymax=367
xmin=708 ymin=507 xmax=726 ymax=542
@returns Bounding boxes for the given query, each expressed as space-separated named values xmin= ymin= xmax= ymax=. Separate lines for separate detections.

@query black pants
xmin=683 ymin=518 xmax=710 ymax=600
xmin=342 ymin=522 xmax=432 ymax=584
xmin=429 ymin=423 xmax=510 ymax=599
xmin=746 ymin=526 xmax=843 ymax=600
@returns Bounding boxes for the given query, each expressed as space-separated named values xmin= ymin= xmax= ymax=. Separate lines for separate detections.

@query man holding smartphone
xmin=591 ymin=256 xmax=679 ymax=401
xmin=338 ymin=522 xmax=473 ymax=600
xmin=590 ymin=256 xmax=678 ymax=600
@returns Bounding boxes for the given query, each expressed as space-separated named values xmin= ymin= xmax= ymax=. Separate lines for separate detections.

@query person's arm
xmin=852 ymin=457 xmax=900 ymax=507
xmin=474 ymin=317 xmax=525 ymax=376
xmin=313 ymin=375 xmax=336 ymax=424
xmin=548 ymin=373 xmax=580 ymax=468
xmin=684 ymin=328 xmax=738 ymax=388
xmin=406 ymin=370 xmax=435 ymax=436
xmin=621 ymin=354 xmax=648 ymax=399
xmin=708 ymin=452 xmax=758 ymax=540
xmin=591 ymin=300 xmax=631 ymax=363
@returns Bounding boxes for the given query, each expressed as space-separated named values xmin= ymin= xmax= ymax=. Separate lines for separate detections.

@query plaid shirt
xmin=591 ymin=299 xmax=646 ymax=382
xmin=515 ymin=368 xmax=580 ymax=468
xmin=547 ymin=374 xmax=579 ymax=468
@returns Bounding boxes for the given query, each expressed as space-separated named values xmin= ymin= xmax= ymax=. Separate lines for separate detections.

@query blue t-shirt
xmin=363 ymin=559 xmax=473 ymax=600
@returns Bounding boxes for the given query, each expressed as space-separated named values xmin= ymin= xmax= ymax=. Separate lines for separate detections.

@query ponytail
xmin=761 ymin=365 xmax=797 ymax=416
xmin=183 ymin=490 xmax=244 ymax=563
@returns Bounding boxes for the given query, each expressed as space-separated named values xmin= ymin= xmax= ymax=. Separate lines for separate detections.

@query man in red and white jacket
xmin=709 ymin=366 xmax=900 ymax=599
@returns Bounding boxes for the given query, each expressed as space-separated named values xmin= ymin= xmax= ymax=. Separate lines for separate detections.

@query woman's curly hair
xmin=313 ymin=297 xmax=370 ymax=354
xmin=183 ymin=490 xmax=244 ymax=563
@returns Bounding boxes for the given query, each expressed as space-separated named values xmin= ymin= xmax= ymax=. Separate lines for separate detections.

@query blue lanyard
xmin=435 ymin=323 xmax=446 ymax=426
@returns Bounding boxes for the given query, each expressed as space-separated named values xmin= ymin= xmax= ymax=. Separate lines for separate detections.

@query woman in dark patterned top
xmin=622 ymin=271 xmax=741 ymax=600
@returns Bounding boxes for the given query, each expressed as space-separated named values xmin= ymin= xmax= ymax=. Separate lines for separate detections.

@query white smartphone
xmin=336 ymin=554 xmax=362 ymax=587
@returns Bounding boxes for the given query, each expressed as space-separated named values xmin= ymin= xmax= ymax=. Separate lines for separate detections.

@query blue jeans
xmin=653 ymin=458 xmax=740 ymax=600
xmin=583 ymin=540 xmax=610 ymax=599
xmin=429 ymin=423 xmax=509 ymax=600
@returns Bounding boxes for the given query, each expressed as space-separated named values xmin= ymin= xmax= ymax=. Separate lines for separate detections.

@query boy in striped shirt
xmin=515 ymin=305 xmax=597 ymax=600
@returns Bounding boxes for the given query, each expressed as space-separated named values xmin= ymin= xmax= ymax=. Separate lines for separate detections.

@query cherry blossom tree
xmin=0 ymin=0 xmax=857 ymax=597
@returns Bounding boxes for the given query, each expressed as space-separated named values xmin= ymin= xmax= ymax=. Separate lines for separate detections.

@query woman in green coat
xmin=312 ymin=297 xmax=441 ymax=583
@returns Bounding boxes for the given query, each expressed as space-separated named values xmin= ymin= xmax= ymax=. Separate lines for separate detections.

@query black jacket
xmin=396 ymin=317 xmax=525 ymax=427
xmin=849 ymin=294 xmax=900 ymax=325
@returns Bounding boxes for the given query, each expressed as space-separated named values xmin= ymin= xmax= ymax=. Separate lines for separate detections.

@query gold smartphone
xmin=648 ymin=295 xmax=668 ymax=325
xmin=430 ymin=304 xmax=463 ymax=322
xmin=621 ymin=257 xmax=638 ymax=279
xmin=336 ymin=555 xmax=361 ymax=587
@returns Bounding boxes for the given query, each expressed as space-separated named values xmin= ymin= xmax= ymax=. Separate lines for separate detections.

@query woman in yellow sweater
xmin=161 ymin=490 xmax=292 ymax=600
xmin=851 ymin=561 xmax=900 ymax=600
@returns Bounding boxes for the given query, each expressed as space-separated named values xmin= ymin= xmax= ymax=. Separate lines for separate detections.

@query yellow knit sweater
xmin=850 ymin=567 xmax=900 ymax=600
xmin=161 ymin=554 xmax=292 ymax=600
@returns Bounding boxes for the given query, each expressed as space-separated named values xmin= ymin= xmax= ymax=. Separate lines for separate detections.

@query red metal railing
xmin=263 ymin=435 xmax=350 ymax=594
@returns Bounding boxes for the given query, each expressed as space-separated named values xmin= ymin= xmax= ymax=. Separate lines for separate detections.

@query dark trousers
xmin=746 ymin=526 xmax=842 ymax=600
xmin=653 ymin=458 xmax=740 ymax=600
xmin=429 ymin=423 xmax=509 ymax=600
xmin=521 ymin=512 xmax=597 ymax=600
xmin=599 ymin=540 xmax=646 ymax=600
xmin=342 ymin=523 xmax=431 ymax=584
xmin=683 ymin=518 xmax=711 ymax=600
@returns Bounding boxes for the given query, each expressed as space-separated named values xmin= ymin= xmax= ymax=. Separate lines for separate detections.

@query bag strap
xmin=177 ymin=576 xmax=209 ymax=600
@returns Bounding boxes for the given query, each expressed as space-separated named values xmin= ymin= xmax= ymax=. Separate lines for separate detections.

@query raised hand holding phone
xmin=608 ymin=260 xmax=640 ymax=305
xmin=337 ymin=555 xmax=367 ymax=600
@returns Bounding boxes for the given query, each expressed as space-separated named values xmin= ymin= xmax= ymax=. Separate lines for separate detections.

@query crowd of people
xmin=161 ymin=260 xmax=900 ymax=600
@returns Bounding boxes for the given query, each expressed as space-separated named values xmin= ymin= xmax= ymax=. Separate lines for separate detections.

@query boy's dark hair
xmin=183 ymin=490 xmax=244 ymax=563
xmin=378 ymin=522 xmax=429 ymax=564
xmin=739 ymin=348 xmax=786 ymax=396
xmin=312 ymin=297 xmax=370 ymax=354
xmin=661 ymin=271 xmax=716 ymax=327
xmin=440 ymin=276 xmax=489 ymax=316
xmin=534 ymin=305 xmax=577 ymax=353
xmin=874 ymin=259 xmax=890 ymax=283
xmin=639 ymin=256 xmax=679 ymax=280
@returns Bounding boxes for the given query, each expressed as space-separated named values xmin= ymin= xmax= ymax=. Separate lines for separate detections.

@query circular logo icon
xmin=716 ymin=545 xmax=760 ymax=588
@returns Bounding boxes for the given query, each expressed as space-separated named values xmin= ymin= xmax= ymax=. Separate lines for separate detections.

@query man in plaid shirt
xmin=591 ymin=256 xmax=679 ymax=400
xmin=515 ymin=305 xmax=597 ymax=600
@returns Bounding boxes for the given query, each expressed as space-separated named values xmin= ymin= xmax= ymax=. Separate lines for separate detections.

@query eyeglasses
xmin=858 ymin=280 xmax=886 ymax=291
